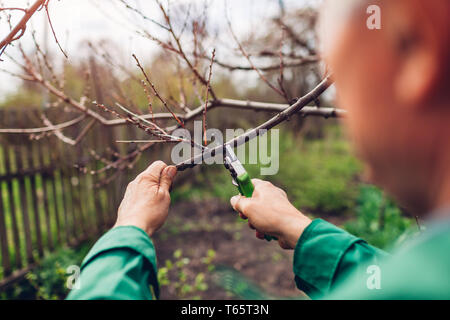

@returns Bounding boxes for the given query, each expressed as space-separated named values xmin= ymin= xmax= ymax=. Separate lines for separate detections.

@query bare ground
xmin=153 ymin=199 xmax=304 ymax=300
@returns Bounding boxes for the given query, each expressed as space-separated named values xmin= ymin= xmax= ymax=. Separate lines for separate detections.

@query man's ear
xmin=392 ymin=3 xmax=440 ymax=108
xmin=395 ymin=46 xmax=438 ymax=107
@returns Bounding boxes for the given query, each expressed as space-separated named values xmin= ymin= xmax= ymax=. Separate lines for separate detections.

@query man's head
xmin=319 ymin=0 xmax=450 ymax=215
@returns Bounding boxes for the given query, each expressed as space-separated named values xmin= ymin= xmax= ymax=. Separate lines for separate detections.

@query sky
xmin=0 ymin=0 xmax=314 ymax=97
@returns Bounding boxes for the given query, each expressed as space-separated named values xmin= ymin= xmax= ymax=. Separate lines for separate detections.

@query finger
xmin=278 ymin=239 xmax=292 ymax=250
xmin=230 ymin=195 xmax=251 ymax=214
xmin=255 ymin=230 xmax=265 ymax=240
xmin=239 ymin=212 xmax=248 ymax=220
xmin=251 ymin=178 xmax=266 ymax=186
xmin=160 ymin=166 xmax=177 ymax=192
xmin=143 ymin=160 xmax=167 ymax=174
xmin=230 ymin=195 xmax=241 ymax=211
xmin=139 ymin=161 xmax=167 ymax=183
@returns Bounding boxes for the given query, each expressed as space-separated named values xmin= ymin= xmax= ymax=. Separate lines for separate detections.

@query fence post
xmin=14 ymin=144 xmax=35 ymax=264
xmin=0 ymin=170 xmax=11 ymax=277
xmin=36 ymin=142 xmax=54 ymax=251
xmin=27 ymin=142 xmax=44 ymax=258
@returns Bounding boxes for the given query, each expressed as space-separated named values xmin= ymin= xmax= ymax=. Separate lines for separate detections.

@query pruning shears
xmin=223 ymin=144 xmax=277 ymax=242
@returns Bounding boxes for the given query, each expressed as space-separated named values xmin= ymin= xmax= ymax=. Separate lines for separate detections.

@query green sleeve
xmin=66 ymin=226 xmax=159 ymax=300
xmin=293 ymin=219 xmax=388 ymax=298
xmin=326 ymin=221 xmax=450 ymax=300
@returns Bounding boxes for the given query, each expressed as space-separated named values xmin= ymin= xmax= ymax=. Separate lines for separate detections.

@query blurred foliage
xmin=158 ymin=248 xmax=216 ymax=300
xmin=271 ymin=125 xmax=361 ymax=213
xmin=0 ymin=90 xmax=42 ymax=109
xmin=1 ymin=243 xmax=91 ymax=300
xmin=213 ymin=265 xmax=275 ymax=300
xmin=344 ymin=185 xmax=415 ymax=250
xmin=213 ymin=265 xmax=305 ymax=300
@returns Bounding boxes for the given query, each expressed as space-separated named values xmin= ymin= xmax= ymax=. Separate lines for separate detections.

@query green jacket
xmin=67 ymin=219 xmax=450 ymax=300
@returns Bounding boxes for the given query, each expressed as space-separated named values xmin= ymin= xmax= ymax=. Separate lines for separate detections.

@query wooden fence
xmin=0 ymin=108 xmax=164 ymax=290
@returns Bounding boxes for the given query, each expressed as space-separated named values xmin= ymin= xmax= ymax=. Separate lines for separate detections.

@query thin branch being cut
xmin=176 ymin=75 xmax=334 ymax=171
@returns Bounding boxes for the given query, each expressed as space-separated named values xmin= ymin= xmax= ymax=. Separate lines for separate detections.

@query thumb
xmin=160 ymin=166 xmax=177 ymax=192
xmin=230 ymin=195 xmax=251 ymax=215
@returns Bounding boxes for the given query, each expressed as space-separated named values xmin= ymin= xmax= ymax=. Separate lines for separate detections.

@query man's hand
xmin=114 ymin=161 xmax=177 ymax=237
xmin=230 ymin=179 xmax=312 ymax=249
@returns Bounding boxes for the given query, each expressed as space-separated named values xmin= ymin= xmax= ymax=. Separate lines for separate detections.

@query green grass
xmin=344 ymin=185 xmax=415 ymax=250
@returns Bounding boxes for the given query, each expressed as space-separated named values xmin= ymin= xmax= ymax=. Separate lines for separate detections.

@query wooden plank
xmin=64 ymin=161 xmax=78 ymax=243
xmin=89 ymin=60 xmax=110 ymax=231
xmin=3 ymin=144 xmax=22 ymax=270
xmin=79 ymin=163 xmax=95 ymax=235
xmin=14 ymin=145 xmax=34 ymax=264
xmin=49 ymin=166 xmax=62 ymax=245
xmin=0 ymin=166 xmax=54 ymax=181
xmin=75 ymin=142 xmax=95 ymax=236
xmin=47 ymin=138 xmax=70 ymax=245
xmin=56 ymin=135 xmax=76 ymax=244
xmin=0 ymin=170 xmax=12 ymax=276
xmin=89 ymin=127 xmax=105 ymax=234
xmin=105 ymin=127 xmax=119 ymax=226
xmin=70 ymin=146 xmax=86 ymax=241
xmin=57 ymin=166 xmax=71 ymax=245
xmin=37 ymin=143 xmax=53 ymax=251
xmin=27 ymin=142 xmax=44 ymax=258
xmin=44 ymin=142 xmax=62 ymax=247
xmin=46 ymin=141 xmax=64 ymax=245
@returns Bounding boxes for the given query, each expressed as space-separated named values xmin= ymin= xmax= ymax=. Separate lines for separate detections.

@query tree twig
xmin=132 ymin=54 xmax=185 ymax=128
xmin=202 ymin=49 xmax=215 ymax=145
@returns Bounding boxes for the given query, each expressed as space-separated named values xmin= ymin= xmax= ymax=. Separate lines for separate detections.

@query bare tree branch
xmin=0 ymin=115 xmax=85 ymax=134
xmin=176 ymin=75 xmax=334 ymax=171
xmin=0 ymin=0 xmax=46 ymax=59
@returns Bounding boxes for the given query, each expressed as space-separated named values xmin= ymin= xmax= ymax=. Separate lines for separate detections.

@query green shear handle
xmin=236 ymin=172 xmax=278 ymax=242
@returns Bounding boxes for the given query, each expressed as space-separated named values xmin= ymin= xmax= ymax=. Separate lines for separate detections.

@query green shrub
xmin=271 ymin=127 xmax=361 ymax=213
xmin=344 ymin=185 xmax=415 ymax=249
xmin=158 ymin=249 xmax=215 ymax=299
xmin=3 ymin=243 xmax=91 ymax=300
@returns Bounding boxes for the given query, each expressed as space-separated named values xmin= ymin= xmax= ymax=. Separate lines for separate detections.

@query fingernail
xmin=165 ymin=166 xmax=177 ymax=179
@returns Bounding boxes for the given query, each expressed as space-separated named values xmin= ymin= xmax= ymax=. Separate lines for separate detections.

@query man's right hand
xmin=114 ymin=161 xmax=177 ymax=237
xmin=230 ymin=179 xmax=312 ymax=249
